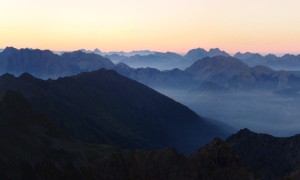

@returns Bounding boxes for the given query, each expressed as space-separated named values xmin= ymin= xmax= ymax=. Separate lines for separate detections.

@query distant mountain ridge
xmin=234 ymin=52 xmax=300 ymax=71
xmin=0 ymin=47 xmax=114 ymax=79
xmin=65 ymin=47 xmax=300 ymax=71
xmin=184 ymin=48 xmax=230 ymax=62
xmin=4 ymin=46 xmax=300 ymax=71
xmin=110 ymin=52 xmax=183 ymax=70
xmin=78 ymin=48 xmax=156 ymax=57
xmin=107 ymin=47 xmax=232 ymax=69
xmin=1 ymin=47 xmax=300 ymax=92
xmin=115 ymin=56 xmax=300 ymax=91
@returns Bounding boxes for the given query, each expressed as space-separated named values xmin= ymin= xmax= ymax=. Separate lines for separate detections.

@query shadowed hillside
xmin=227 ymin=129 xmax=300 ymax=179
xmin=0 ymin=70 xmax=229 ymax=155
xmin=0 ymin=90 xmax=251 ymax=179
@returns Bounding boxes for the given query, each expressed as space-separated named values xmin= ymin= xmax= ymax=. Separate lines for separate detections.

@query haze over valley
xmin=3 ymin=0 xmax=300 ymax=178
xmin=1 ymin=47 xmax=300 ymax=137
xmin=2 ymin=45 xmax=300 ymax=179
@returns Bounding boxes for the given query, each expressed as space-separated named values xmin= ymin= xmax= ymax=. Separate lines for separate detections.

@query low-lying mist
xmin=156 ymin=88 xmax=300 ymax=136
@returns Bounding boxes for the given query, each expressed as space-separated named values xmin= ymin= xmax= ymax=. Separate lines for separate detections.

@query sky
xmin=1 ymin=0 xmax=300 ymax=55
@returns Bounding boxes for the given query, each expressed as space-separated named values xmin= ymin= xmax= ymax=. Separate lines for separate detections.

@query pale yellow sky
xmin=1 ymin=0 xmax=300 ymax=54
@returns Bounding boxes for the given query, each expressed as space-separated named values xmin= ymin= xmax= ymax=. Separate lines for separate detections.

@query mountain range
xmin=106 ymin=48 xmax=232 ymax=70
xmin=58 ymin=47 xmax=300 ymax=71
xmin=4 ymin=47 xmax=300 ymax=71
xmin=113 ymin=48 xmax=300 ymax=71
xmin=0 ymin=90 xmax=254 ymax=179
xmin=106 ymin=51 xmax=183 ymax=69
xmin=79 ymin=48 xmax=156 ymax=57
xmin=2 ymin=47 xmax=300 ymax=179
xmin=55 ymin=47 xmax=233 ymax=69
xmin=234 ymin=52 xmax=300 ymax=71
xmin=1 ymin=47 xmax=299 ymax=92
xmin=0 ymin=69 xmax=230 ymax=155
xmin=116 ymin=56 xmax=300 ymax=91
xmin=1 ymin=91 xmax=299 ymax=179
xmin=0 ymin=47 xmax=114 ymax=79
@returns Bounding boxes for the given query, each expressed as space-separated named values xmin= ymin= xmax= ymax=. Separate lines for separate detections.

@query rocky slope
xmin=227 ymin=129 xmax=300 ymax=179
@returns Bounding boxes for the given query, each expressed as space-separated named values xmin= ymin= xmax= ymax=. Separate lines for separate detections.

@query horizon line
xmin=1 ymin=46 xmax=300 ymax=57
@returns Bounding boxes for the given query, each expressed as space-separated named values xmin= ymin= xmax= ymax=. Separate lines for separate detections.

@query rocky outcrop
xmin=227 ymin=129 xmax=300 ymax=179
xmin=91 ymin=139 xmax=252 ymax=180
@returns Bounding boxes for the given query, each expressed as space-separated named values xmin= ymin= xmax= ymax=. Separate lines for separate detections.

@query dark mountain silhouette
xmin=0 ymin=70 xmax=229 ymax=155
xmin=5 ymin=94 xmax=300 ymax=180
xmin=0 ymin=90 xmax=116 ymax=179
xmin=0 ymin=47 xmax=114 ymax=79
xmin=0 ymin=92 xmax=252 ymax=179
xmin=3 ymin=78 xmax=300 ymax=179
xmin=94 ymin=138 xmax=252 ymax=180
xmin=227 ymin=129 xmax=300 ymax=179
xmin=4 ymin=94 xmax=300 ymax=180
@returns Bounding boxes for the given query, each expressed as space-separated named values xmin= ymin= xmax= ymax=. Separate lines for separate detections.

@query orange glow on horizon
xmin=1 ymin=0 xmax=300 ymax=55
